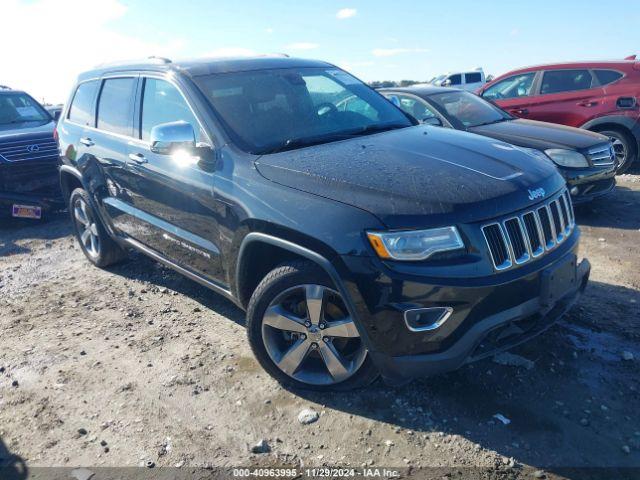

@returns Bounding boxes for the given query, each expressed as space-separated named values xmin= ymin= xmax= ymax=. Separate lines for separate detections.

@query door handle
xmin=128 ymin=152 xmax=147 ymax=164
xmin=577 ymin=100 xmax=597 ymax=107
xmin=80 ymin=137 xmax=94 ymax=147
xmin=511 ymin=108 xmax=529 ymax=116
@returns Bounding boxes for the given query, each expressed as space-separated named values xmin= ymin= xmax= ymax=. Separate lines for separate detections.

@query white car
xmin=429 ymin=68 xmax=486 ymax=91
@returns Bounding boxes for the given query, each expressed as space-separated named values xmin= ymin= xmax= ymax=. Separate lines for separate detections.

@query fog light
xmin=570 ymin=186 xmax=579 ymax=196
xmin=404 ymin=307 xmax=453 ymax=332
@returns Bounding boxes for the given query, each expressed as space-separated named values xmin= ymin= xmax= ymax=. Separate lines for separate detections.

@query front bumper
xmin=370 ymin=258 xmax=589 ymax=382
xmin=562 ymin=164 xmax=616 ymax=204
xmin=0 ymin=191 xmax=64 ymax=218
xmin=339 ymin=232 xmax=589 ymax=383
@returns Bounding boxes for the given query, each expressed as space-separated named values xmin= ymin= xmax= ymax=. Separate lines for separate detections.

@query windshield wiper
xmin=260 ymin=123 xmax=409 ymax=155
xmin=261 ymin=133 xmax=353 ymax=155
xmin=473 ymin=118 xmax=508 ymax=127
xmin=347 ymin=123 xmax=409 ymax=137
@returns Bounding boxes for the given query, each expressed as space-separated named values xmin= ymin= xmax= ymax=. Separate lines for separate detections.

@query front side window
xmin=194 ymin=67 xmax=413 ymax=154
xmin=482 ymin=73 xmax=535 ymax=100
xmin=0 ymin=92 xmax=51 ymax=125
xmin=448 ymin=74 xmax=462 ymax=86
xmin=428 ymin=90 xmax=509 ymax=128
xmin=384 ymin=93 xmax=438 ymax=122
xmin=97 ymin=78 xmax=136 ymax=136
xmin=141 ymin=78 xmax=201 ymax=141
xmin=465 ymin=72 xmax=482 ymax=84
xmin=540 ymin=69 xmax=593 ymax=95
xmin=594 ymin=69 xmax=623 ymax=86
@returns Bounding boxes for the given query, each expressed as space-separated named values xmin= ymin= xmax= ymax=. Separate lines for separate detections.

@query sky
xmin=1 ymin=0 xmax=638 ymax=104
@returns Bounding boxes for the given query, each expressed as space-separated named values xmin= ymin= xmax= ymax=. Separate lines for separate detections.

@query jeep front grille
xmin=482 ymin=189 xmax=574 ymax=271
xmin=586 ymin=144 xmax=615 ymax=166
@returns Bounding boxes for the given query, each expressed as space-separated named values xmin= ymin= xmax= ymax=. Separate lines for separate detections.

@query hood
xmin=0 ymin=119 xmax=55 ymax=136
xmin=468 ymin=119 xmax=609 ymax=152
xmin=255 ymin=125 xmax=564 ymax=229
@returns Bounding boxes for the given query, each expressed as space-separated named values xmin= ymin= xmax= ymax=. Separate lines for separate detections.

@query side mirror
xmin=423 ymin=116 xmax=443 ymax=127
xmin=52 ymin=110 xmax=61 ymax=121
xmin=150 ymin=121 xmax=196 ymax=155
xmin=442 ymin=79 xmax=452 ymax=87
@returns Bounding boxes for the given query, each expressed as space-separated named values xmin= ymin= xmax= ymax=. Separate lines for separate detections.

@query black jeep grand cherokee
xmin=58 ymin=57 xmax=590 ymax=390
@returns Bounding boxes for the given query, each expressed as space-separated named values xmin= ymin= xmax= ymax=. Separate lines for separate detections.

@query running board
xmin=121 ymin=237 xmax=242 ymax=309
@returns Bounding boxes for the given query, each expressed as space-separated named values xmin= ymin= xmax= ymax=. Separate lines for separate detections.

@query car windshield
xmin=427 ymin=90 xmax=510 ymax=128
xmin=194 ymin=67 xmax=414 ymax=154
xmin=0 ymin=93 xmax=51 ymax=125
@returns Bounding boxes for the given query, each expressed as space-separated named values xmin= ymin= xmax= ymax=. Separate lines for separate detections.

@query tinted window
xmin=482 ymin=73 xmax=535 ymax=100
xmin=428 ymin=91 xmax=508 ymax=128
xmin=594 ymin=69 xmax=623 ymax=86
xmin=0 ymin=92 xmax=50 ymax=125
xmin=540 ymin=70 xmax=592 ymax=94
xmin=448 ymin=74 xmax=462 ymax=85
xmin=141 ymin=78 xmax=200 ymax=141
xmin=465 ymin=72 xmax=482 ymax=83
xmin=194 ymin=67 xmax=412 ymax=154
xmin=68 ymin=81 xmax=99 ymax=125
xmin=97 ymin=78 xmax=136 ymax=135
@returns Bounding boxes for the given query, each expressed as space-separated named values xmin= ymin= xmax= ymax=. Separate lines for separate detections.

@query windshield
xmin=427 ymin=90 xmax=510 ymax=128
xmin=194 ymin=67 xmax=413 ymax=154
xmin=0 ymin=93 xmax=51 ymax=125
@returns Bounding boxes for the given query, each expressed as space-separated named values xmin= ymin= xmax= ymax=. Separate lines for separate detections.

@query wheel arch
xmin=59 ymin=165 xmax=85 ymax=202
xmin=581 ymin=115 xmax=639 ymax=152
xmin=235 ymin=232 xmax=356 ymax=316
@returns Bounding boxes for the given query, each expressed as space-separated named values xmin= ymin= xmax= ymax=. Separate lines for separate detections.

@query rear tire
xmin=69 ymin=188 xmax=127 ymax=267
xmin=598 ymin=128 xmax=636 ymax=174
xmin=246 ymin=260 xmax=379 ymax=391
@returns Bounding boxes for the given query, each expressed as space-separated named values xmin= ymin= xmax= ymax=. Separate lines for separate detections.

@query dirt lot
xmin=1 ymin=174 xmax=639 ymax=478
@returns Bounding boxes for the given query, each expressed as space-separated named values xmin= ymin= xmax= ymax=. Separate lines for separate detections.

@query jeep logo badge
xmin=26 ymin=144 xmax=40 ymax=153
xmin=528 ymin=188 xmax=545 ymax=201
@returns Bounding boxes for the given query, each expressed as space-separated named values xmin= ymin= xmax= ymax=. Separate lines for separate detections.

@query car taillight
xmin=53 ymin=126 xmax=58 ymax=142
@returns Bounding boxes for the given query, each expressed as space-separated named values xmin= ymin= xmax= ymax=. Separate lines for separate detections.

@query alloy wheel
xmin=73 ymin=197 xmax=101 ymax=258
xmin=602 ymin=131 xmax=630 ymax=170
xmin=261 ymin=284 xmax=367 ymax=386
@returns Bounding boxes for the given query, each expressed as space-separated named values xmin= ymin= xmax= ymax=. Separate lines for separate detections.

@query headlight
xmin=367 ymin=226 xmax=464 ymax=261
xmin=544 ymin=149 xmax=589 ymax=167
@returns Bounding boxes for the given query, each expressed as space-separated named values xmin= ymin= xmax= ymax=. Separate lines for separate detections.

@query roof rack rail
xmin=148 ymin=56 xmax=172 ymax=63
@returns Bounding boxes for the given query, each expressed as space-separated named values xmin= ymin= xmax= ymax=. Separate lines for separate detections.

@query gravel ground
xmin=0 ymin=174 xmax=639 ymax=478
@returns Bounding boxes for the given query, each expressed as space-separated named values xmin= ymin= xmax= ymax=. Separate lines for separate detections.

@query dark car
xmin=381 ymin=86 xmax=617 ymax=204
xmin=57 ymin=56 xmax=589 ymax=390
xmin=0 ymin=88 xmax=63 ymax=219
xmin=476 ymin=58 xmax=640 ymax=173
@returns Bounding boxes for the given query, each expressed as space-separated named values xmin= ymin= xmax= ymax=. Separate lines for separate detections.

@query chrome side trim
xmin=403 ymin=307 xmax=454 ymax=332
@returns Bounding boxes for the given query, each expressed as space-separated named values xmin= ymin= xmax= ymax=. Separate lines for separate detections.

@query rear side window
xmin=140 ymin=78 xmax=200 ymax=141
xmin=448 ymin=74 xmax=462 ymax=85
xmin=97 ymin=78 xmax=137 ymax=136
xmin=540 ymin=69 xmax=593 ymax=94
xmin=465 ymin=72 xmax=482 ymax=83
xmin=68 ymin=81 xmax=99 ymax=125
xmin=594 ymin=69 xmax=623 ymax=86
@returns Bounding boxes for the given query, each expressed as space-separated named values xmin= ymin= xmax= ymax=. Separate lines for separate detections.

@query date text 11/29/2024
xmin=233 ymin=468 xmax=401 ymax=477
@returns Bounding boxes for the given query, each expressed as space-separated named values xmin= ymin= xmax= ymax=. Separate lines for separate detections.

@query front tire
xmin=246 ymin=261 xmax=378 ymax=391
xmin=69 ymin=188 xmax=127 ymax=267
xmin=599 ymin=128 xmax=636 ymax=174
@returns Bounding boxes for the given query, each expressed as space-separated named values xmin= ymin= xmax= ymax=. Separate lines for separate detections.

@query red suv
xmin=478 ymin=57 xmax=640 ymax=173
